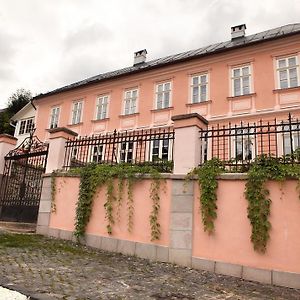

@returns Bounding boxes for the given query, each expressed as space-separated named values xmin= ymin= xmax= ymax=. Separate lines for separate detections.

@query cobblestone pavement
xmin=0 ymin=233 xmax=299 ymax=300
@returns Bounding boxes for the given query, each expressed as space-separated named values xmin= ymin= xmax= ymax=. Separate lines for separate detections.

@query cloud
xmin=63 ymin=23 xmax=114 ymax=52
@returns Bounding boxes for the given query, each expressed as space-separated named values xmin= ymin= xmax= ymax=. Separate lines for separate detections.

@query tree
xmin=0 ymin=88 xmax=32 ymax=135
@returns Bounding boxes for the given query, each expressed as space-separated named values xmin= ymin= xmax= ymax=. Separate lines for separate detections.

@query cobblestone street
xmin=0 ymin=232 xmax=299 ymax=300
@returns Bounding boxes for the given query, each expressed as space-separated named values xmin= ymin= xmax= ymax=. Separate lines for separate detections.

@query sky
xmin=0 ymin=0 xmax=299 ymax=108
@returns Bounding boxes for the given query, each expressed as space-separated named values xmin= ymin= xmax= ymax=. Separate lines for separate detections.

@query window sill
xmin=67 ymin=122 xmax=83 ymax=127
xmin=186 ymin=100 xmax=212 ymax=107
xmin=119 ymin=113 xmax=139 ymax=118
xmin=273 ymin=86 xmax=300 ymax=93
xmin=151 ymin=107 xmax=174 ymax=112
xmin=91 ymin=118 xmax=110 ymax=123
xmin=227 ymin=93 xmax=256 ymax=100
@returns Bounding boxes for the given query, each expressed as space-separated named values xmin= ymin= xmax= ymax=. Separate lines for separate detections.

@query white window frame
xmin=150 ymin=137 xmax=172 ymax=161
xmin=276 ymin=56 xmax=299 ymax=89
xmin=231 ymin=65 xmax=251 ymax=97
xmin=231 ymin=128 xmax=254 ymax=162
xmin=119 ymin=141 xmax=135 ymax=163
xmin=49 ymin=106 xmax=60 ymax=129
xmin=282 ymin=124 xmax=300 ymax=155
xmin=190 ymin=73 xmax=208 ymax=103
xmin=155 ymin=82 xmax=171 ymax=109
xmin=91 ymin=144 xmax=105 ymax=163
xmin=18 ymin=118 xmax=34 ymax=135
xmin=124 ymin=89 xmax=138 ymax=115
xmin=96 ymin=95 xmax=109 ymax=120
xmin=71 ymin=100 xmax=83 ymax=125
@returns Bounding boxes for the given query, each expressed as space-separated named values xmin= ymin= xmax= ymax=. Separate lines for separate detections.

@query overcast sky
xmin=0 ymin=0 xmax=299 ymax=108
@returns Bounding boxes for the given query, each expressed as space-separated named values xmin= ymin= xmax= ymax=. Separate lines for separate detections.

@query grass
xmin=0 ymin=233 xmax=90 ymax=255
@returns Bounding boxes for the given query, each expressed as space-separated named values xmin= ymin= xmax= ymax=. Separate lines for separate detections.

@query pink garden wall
xmin=193 ymin=179 xmax=300 ymax=274
xmin=49 ymin=176 xmax=172 ymax=246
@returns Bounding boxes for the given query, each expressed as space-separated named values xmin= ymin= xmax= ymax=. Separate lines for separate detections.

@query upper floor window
xmin=191 ymin=74 xmax=208 ymax=103
xmin=96 ymin=95 xmax=109 ymax=120
xmin=19 ymin=118 xmax=34 ymax=135
xmin=124 ymin=89 xmax=138 ymax=115
xmin=156 ymin=82 xmax=171 ymax=109
xmin=231 ymin=66 xmax=251 ymax=96
xmin=71 ymin=100 xmax=83 ymax=125
xmin=277 ymin=56 xmax=299 ymax=89
xmin=49 ymin=107 xmax=60 ymax=129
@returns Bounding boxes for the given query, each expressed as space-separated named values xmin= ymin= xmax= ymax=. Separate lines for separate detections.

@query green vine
xmin=186 ymin=158 xmax=224 ymax=234
xmin=50 ymin=171 xmax=57 ymax=213
xmin=189 ymin=154 xmax=300 ymax=253
xmin=245 ymin=155 xmax=300 ymax=253
xmin=70 ymin=163 xmax=165 ymax=241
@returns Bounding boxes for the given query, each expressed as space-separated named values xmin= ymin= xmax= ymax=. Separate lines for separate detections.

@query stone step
xmin=0 ymin=221 xmax=36 ymax=233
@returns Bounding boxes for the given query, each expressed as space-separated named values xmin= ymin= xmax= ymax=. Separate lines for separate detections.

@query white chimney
xmin=133 ymin=49 xmax=147 ymax=66
xmin=231 ymin=24 xmax=246 ymax=40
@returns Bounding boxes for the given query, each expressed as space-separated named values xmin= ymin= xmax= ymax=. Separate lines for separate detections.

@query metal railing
xmin=63 ymin=128 xmax=174 ymax=172
xmin=200 ymin=114 xmax=300 ymax=169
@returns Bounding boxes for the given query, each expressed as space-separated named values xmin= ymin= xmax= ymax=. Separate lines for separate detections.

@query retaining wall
xmin=37 ymin=173 xmax=300 ymax=289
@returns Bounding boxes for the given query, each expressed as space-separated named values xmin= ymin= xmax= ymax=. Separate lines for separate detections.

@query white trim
xmin=95 ymin=95 xmax=109 ymax=120
xmin=230 ymin=64 xmax=252 ymax=97
xmin=155 ymin=81 xmax=172 ymax=109
xmin=189 ymin=72 xmax=209 ymax=104
xmin=49 ymin=106 xmax=60 ymax=129
xmin=71 ymin=100 xmax=84 ymax=125
xmin=123 ymin=88 xmax=138 ymax=115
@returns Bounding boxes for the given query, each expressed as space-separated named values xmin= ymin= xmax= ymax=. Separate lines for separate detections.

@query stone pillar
xmin=169 ymin=178 xmax=194 ymax=267
xmin=46 ymin=127 xmax=78 ymax=173
xmin=0 ymin=134 xmax=17 ymax=178
xmin=171 ymin=113 xmax=208 ymax=175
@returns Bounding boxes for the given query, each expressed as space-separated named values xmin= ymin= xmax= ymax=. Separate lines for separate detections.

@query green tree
xmin=0 ymin=88 xmax=32 ymax=135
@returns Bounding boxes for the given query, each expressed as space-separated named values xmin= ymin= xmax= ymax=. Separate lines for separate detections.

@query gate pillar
xmin=46 ymin=128 xmax=78 ymax=173
xmin=0 ymin=134 xmax=17 ymax=178
xmin=171 ymin=113 xmax=208 ymax=175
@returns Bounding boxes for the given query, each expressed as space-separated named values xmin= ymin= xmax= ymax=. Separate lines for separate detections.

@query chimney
xmin=231 ymin=24 xmax=246 ymax=40
xmin=133 ymin=49 xmax=147 ymax=66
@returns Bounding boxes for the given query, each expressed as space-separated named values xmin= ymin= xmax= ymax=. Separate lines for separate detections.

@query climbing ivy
xmin=70 ymin=163 xmax=166 ymax=241
xmin=186 ymin=158 xmax=224 ymax=234
xmin=245 ymin=155 xmax=300 ymax=253
xmin=50 ymin=171 xmax=57 ymax=213
xmin=188 ymin=154 xmax=300 ymax=253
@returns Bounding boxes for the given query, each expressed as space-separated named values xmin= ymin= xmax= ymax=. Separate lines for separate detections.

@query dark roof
xmin=34 ymin=23 xmax=300 ymax=100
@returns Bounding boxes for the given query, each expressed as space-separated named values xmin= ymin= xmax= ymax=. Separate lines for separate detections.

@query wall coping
xmin=47 ymin=127 xmax=78 ymax=137
xmin=171 ymin=113 xmax=208 ymax=125
xmin=0 ymin=133 xmax=18 ymax=141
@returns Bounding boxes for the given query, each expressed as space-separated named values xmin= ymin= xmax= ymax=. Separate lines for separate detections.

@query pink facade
xmin=32 ymin=24 xmax=300 ymax=142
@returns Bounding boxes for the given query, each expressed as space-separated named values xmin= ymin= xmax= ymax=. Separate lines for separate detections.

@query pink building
xmin=32 ymin=23 xmax=300 ymax=137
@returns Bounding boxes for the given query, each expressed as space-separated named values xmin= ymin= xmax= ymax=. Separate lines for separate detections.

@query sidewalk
xmin=0 ymin=232 xmax=299 ymax=300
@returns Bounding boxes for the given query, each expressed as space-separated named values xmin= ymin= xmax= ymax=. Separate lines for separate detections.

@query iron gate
xmin=0 ymin=133 xmax=48 ymax=223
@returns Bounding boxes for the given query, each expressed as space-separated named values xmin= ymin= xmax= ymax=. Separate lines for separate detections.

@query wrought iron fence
xmin=200 ymin=114 xmax=300 ymax=169
xmin=63 ymin=128 xmax=174 ymax=172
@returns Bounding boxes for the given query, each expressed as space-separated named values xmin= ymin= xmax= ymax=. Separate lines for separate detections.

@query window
xmin=282 ymin=124 xmax=300 ymax=155
xmin=71 ymin=101 xmax=83 ymax=125
xmin=92 ymin=145 xmax=105 ymax=163
xmin=231 ymin=66 xmax=251 ymax=96
xmin=156 ymin=82 xmax=171 ymax=109
xmin=124 ymin=89 xmax=138 ymax=115
xmin=119 ymin=142 xmax=134 ymax=163
xmin=18 ymin=118 xmax=34 ymax=135
xmin=191 ymin=74 xmax=208 ymax=103
xmin=151 ymin=138 xmax=170 ymax=161
xmin=96 ymin=96 xmax=109 ymax=120
xmin=277 ymin=56 xmax=299 ymax=89
xmin=232 ymin=128 xmax=253 ymax=161
xmin=49 ymin=107 xmax=60 ymax=129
